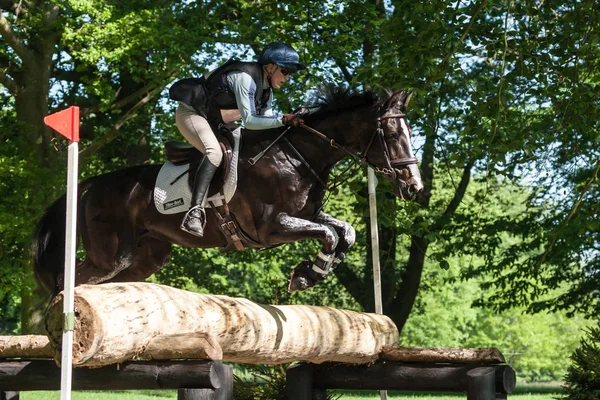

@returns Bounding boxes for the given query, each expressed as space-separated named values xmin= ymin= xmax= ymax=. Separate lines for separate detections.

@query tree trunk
xmin=387 ymin=235 xmax=429 ymax=334
xmin=44 ymin=282 xmax=399 ymax=367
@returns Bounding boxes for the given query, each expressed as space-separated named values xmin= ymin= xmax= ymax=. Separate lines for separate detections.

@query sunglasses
xmin=279 ymin=67 xmax=293 ymax=76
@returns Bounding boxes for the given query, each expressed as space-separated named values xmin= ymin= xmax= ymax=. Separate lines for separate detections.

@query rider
xmin=172 ymin=41 xmax=307 ymax=237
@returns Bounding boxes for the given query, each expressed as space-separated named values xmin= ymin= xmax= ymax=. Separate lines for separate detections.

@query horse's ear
xmin=404 ymin=91 xmax=413 ymax=107
xmin=392 ymin=90 xmax=414 ymax=111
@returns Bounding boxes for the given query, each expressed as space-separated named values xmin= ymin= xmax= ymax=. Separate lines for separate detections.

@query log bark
xmin=139 ymin=333 xmax=222 ymax=361
xmin=44 ymin=282 xmax=399 ymax=367
xmin=380 ymin=345 xmax=505 ymax=364
xmin=0 ymin=335 xmax=53 ymax=359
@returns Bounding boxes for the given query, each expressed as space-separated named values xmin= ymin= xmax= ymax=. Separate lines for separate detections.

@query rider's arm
xmin=228 ymin=72 xmax=284 ymax=130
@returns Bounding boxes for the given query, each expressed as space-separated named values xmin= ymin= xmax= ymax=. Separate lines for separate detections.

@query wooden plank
xmin=301 ymin=362 xmax=515 ymax=393
xmin=380 ymin=345 xmax=505 ymax=364
xmin=0 ymin=360 xmax=223 ymax=391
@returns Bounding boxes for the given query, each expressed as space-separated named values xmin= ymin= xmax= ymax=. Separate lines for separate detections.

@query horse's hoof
xmin=288 ymin=271 xmax=314 ymax=292
xmin=288 ymin=261 xmax=316 ymax=292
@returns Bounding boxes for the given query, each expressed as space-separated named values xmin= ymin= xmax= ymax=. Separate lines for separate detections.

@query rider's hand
xmin=282 ymin=113 xmax=305 ymax=128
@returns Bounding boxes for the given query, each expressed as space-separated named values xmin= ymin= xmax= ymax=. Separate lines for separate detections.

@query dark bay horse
xmin=34 ymin=86 xmax=423 ymax=296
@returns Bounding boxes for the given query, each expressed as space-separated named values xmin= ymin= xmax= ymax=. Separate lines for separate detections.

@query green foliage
xmin=232 ymin=363 xmax=342 ymax=400
xmin=401 ymin=252 xmax=590 ymax=383
xmin=561 ymin=323 xmax=600 ymax=400
xmin=233 ymin=364 xmax=289 ymax=400
xmin=1 ymin=0 xmax=598 ymax=382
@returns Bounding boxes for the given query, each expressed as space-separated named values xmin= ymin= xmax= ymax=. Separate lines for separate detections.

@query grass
xmin=19 ymin=383 xmax=563 ymax=400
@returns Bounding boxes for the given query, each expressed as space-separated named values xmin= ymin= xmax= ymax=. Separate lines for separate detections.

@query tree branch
xmin=0 ymin=69 xmax=16 ymax=95
xmin=0 ymin=0 xmax=28 ymax=16
xmin=0 ymin=11 xmax=33 ymax=66
xmin=79 ymin=84 xmax=165 ymax=160
xmin=83 ymin=70 xmax=177 ymax=115
xmin=442 ymin=161 xmax=474 ymax=217
xmin=425 ymin=0 xmax=488 ymax=89
xmin=333 ymin=57 xmax=353 ymax=84
xmin=537 ymin=157 xmax=600 ymax=268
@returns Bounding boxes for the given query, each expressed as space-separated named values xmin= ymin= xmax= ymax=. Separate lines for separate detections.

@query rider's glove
xmin=282 ymin=114 xmax=305 ymax=128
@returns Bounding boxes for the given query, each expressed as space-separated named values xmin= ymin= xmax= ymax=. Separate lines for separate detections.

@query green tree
xmin=1 ymin=0 xmax=598 ymax=341
xmin=561 ymin=322 xmax=600 ymax=399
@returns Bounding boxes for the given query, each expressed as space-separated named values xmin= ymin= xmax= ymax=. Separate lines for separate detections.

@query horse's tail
xmin=32 ymin=179 xmax=95 ymax=296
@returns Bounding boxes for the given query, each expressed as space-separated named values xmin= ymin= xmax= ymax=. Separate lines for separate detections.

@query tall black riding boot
xmin=181 ymin=158 xmax=218 ymax=237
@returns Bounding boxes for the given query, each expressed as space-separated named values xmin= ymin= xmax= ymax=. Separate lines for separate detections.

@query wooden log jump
xmin=43 ymin=282 xmax=399 ymax=367
xmin=0 ymin=282 xmax=517 ymax=400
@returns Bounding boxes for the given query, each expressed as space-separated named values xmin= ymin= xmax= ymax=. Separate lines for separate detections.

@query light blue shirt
xmin=226 ymin=71 xmax=285 ymax=130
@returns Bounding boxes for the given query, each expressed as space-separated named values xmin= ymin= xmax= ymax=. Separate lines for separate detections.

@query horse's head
xmin=364 ymin=90 xmax=423 ymax=200
xmin=302 ymin=85 xmax=423 ymax=200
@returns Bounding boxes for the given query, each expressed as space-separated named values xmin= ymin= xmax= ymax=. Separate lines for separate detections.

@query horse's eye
xmin=385 ymin=131 xmax=400 ymax=139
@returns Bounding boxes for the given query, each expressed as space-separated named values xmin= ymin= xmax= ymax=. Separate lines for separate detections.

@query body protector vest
xmin=169 ymin=60 xmax=271 ymax=128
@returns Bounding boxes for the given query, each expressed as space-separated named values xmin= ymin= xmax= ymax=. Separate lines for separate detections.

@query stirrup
xmin=181 ymin=205 xmax=206 ymax=237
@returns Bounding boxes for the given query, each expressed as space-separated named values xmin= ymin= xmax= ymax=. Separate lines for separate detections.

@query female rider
xmin=172 ymin=42 xmax=307 ymax=237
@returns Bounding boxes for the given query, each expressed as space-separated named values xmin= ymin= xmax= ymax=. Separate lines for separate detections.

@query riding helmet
xmin=257 ymin=42 xmax=307 ymax=73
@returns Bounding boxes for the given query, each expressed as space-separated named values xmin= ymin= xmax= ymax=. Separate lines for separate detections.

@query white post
xmin=368 ymin=167 xmax=383 ymax=314
xmin=368 ymin=167 xmax=387 ymax=400
xmin=60 ymin=141 xmax=78 ymax=400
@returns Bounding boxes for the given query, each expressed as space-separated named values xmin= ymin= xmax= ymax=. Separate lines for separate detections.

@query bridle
xmin=300 ymin=110 xmax=418 ymax=180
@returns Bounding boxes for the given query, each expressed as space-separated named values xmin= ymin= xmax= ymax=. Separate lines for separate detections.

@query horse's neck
xmin=311 ymin=110 xmax=371 ymax=153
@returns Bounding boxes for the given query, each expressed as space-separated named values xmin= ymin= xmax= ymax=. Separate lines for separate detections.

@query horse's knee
xmin=342 ymin=225 xmax=356 ymax=248
xmin=323 ymin=225 xmax=339 ymax=253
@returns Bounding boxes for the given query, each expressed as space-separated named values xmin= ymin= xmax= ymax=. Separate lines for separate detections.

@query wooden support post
xmin=177 ymin=363 xmax=233 ymax=400
xmin=285 ymin=363 xmax=327 ymax=400
xmin=0 ymin=391 xmax=19 ymax=400
xmin=466 ymin=367 xmax=496 ymax=400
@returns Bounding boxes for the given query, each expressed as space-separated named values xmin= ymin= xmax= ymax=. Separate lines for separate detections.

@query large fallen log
xmin=44 ymin=282 xmax=399 ymax=367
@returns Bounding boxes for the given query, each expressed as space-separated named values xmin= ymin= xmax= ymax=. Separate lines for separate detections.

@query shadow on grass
xmin=329 ymin=383 xmax=563 ymax=399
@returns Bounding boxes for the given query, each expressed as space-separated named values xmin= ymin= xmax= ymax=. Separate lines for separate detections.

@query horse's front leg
xmin=270 ymin=212 xmax=342 ymax=292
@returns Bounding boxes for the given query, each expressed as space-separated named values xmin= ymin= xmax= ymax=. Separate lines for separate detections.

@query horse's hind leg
xmin=75 ymin=212 xmax=137 ymax=286
xmin=106 ymin=235 xmax=172 ymax=283
xmin=75 ymin=230 xmax=135 ymax=286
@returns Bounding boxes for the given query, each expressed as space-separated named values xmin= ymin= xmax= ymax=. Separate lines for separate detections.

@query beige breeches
xmin=175 ymin=104 xmax=223 ymax=167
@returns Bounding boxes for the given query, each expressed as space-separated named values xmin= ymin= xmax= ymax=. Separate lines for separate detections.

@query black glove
xmin=282 ymin=113 xmax=305 ymax=128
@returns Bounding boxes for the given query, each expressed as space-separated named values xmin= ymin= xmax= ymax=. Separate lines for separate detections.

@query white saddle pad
xmin=154 ymin=128 xmax=241 ymax=215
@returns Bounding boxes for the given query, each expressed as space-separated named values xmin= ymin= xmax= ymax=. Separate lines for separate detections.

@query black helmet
xmin=257 ymin=42 xmax=307 ymax=73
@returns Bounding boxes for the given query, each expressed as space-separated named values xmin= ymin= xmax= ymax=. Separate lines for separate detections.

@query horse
xmin=33 ymin=86 xmax=424 ymax=296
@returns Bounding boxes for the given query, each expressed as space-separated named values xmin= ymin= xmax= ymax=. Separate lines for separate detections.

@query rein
xmin=300 ymin=112 xmax=418 ymax=179
xmin=246 ymin=110 xmax=419 ymax=189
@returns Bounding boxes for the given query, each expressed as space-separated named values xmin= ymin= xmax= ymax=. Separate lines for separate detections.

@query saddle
xmin=160 ymin=127 xmax=256 ymax=252
xmin=164 ymin=127 xmax=236 ymax=198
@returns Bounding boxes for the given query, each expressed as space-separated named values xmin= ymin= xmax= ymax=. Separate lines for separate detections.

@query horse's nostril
xmin=409 ymin=183 xmax=422 ymax=195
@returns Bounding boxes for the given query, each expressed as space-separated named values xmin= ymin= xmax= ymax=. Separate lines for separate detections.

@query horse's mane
xmin=304 ymin=85 xmax=384 ymax=122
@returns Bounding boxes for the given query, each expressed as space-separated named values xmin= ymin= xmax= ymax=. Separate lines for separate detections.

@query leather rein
xmin=300 ymin=112 xmax=418 ymax=180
